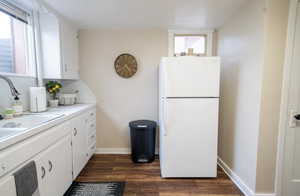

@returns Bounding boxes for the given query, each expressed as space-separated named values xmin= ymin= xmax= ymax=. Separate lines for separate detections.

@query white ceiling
xmin=41 ymin=0 xmax=248 ymax=29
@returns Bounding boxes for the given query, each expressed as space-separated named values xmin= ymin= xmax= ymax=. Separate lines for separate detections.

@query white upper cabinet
xmin=39 ymin=11 xmax=79 ymax=80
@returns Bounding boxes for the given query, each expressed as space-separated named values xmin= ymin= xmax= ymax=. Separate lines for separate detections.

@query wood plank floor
xmin=76 ymin=154 xmax=244 ymax=196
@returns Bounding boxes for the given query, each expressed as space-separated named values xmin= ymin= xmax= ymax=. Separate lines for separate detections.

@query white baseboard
xmin=95 ymin=148 xmax=159 ymax=155
xmin=217 ymin=157 xmax=254 ymax=196
xmin=95 ymin=148 xmax=131 ymax=154
xmin=255 ymin=194 xmax=275 ymax=196
xmin=217 ymin=157 xmax=275 ymax=196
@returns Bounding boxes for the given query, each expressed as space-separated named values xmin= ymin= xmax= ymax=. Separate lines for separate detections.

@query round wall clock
xmin=114 ymin=53 xmax=138 ymax=78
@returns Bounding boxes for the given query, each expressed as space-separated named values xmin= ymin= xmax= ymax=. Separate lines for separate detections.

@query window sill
xmin=0 ymin=72 xmax=36 ymax=79
xmin=174 ymin=53 xmax=207 ymax=57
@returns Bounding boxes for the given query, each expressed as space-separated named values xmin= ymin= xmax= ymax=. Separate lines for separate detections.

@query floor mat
xmin=64 ymin=182 xmax=125 ymax=196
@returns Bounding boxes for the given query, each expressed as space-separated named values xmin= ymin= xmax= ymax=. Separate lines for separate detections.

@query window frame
xmin=0 ymin=0 xmax=36 ymax=78
xmin=173 ymin=34 xmax=208 ymax=56
xmin=168 ymin=29 xmax=214 ymax=57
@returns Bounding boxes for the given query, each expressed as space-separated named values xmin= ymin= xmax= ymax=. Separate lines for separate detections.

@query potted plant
xmin=46 ymin=81 xmax=62 ymax=107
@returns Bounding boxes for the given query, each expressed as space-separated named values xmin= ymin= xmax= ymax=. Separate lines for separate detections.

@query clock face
xmin=114 ymin=54 xmax=138 ymax=78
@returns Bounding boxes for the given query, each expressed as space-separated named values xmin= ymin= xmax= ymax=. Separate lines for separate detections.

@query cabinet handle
xmin=91 ymin=134 xmax=95 ymax=139
xmin=90 ymin=124 xmax=95 ymax=128
xmin=48 ymin=161 xmax=53 ymax=172
xmin=41 ymin=166 xmax=46 ymax=179
xmin=74 ymin=128 xmax=78 ymax=136
xmin=90 ymin=112 xmax=94 ymax=117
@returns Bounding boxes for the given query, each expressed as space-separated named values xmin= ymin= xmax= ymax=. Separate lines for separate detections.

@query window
xmin=174 ymin=34 xmax=207 ymax=56
xmin=0 ymin=0 xmax=35 ymax=76
xmin=168 ymin=30 xmax=214 ymax=57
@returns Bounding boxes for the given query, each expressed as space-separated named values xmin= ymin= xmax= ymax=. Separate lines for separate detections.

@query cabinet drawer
xmin=87 ymin=120 xmax=96 ymax=135
xmin=87 ymin=130 xmax=96 ymax=146
xmin=87 ymin=109 xmax=96 ymax=122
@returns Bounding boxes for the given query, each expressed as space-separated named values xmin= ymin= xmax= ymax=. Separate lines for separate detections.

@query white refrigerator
xmin=159 ymin=56 xmax=220 ymax=178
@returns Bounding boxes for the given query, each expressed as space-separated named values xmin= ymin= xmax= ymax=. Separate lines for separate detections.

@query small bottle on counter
xmin=12 ymin=96 xmax=23 ymax=117
xmin=4 ymin=108 xmax=14 ymax=119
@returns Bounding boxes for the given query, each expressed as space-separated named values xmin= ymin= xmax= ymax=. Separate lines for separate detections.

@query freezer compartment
xmin=160 ymin=98 xmax=219 ymax=178
xmin=160 ymin=57 xmax=220 ymax=98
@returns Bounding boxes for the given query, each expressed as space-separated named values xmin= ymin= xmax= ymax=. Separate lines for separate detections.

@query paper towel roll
xmin=29 ymin=87 xmax=47 ymax=112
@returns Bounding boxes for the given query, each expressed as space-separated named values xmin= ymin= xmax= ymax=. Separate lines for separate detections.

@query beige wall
xmin=78 ymin=1 xmax=289 ymax=192
xmin=256 ymin=0 xmax=289 ymax=192
xmin=218 ymin=0 xmax=265 ymax=191
xmin=79 ymin=29 xmax=168 ymax=150
xmin=218 ymin=0 xmax=289 ymax=193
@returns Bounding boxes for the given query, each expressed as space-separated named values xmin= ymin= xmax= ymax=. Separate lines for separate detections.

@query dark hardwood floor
xmin=76 ymin=154 xmax=244 ymax=196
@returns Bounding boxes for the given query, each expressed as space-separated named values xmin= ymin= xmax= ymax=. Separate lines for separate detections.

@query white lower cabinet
xmin=71 ymin=109 xmax=97 ymax=179
xmin=0 ymin=107 xmax=96 ymax=195
xmin=35 ymin=135 xmax=73 ymax=196
xmin=0 ymin=176 xmax=16 ymax=196
xmin=71 ymin=114 xmax=89 ymax=179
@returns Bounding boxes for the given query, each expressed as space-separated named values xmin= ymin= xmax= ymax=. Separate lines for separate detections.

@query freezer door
xmin=160 ymin=98 xmax=218 ymax=177
xmin=161 ymin=57 xmax=220 ymax=98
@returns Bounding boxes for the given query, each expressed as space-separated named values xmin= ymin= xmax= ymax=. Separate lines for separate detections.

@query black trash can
xmin=129 ymin=120 xmax=157 ymax=163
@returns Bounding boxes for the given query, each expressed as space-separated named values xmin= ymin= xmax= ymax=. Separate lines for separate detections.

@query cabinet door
xmin=39 ymin=12 xmax=62 ymax=79
xmin=40 ymin=10 xmax=79 ymax=80
xmin=71 ymin=115 xmax=88 ymax=179
xmin=36 ymin=135 xmax=73 ymax=196
xmin=0 ymin=176 xmax=17 ymax=196
xmin=60 ymin=20 xmax=79 ymax=80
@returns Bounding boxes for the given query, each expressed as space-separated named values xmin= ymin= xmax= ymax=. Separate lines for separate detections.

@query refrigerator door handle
xmin=162 ymin=98 xmax=168 ymax=136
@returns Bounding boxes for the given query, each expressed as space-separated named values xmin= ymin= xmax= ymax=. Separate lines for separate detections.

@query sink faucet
xmin=0 ymin=75 xmax=20 ymax=99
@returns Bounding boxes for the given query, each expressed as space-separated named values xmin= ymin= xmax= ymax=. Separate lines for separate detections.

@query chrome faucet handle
xmin=0 ymin=74 xmax=21 ymax=98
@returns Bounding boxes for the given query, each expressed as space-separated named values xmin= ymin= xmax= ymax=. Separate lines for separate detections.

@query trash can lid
xmin=129 ymin=120 xmax=157 ymax=129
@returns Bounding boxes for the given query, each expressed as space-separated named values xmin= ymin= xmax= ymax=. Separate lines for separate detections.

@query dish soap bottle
xmin=12 ymin=96 xmax=23 ymax=117
xmin=4 ymin=108 xmax=14 ymax=119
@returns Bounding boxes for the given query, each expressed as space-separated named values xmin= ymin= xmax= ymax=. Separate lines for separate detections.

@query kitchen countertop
xmin=0 ymin=103 xmax=96 ymax=151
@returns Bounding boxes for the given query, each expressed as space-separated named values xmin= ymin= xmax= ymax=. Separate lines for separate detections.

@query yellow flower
xmin=55 ymin=85 xmax=60 ymax=88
